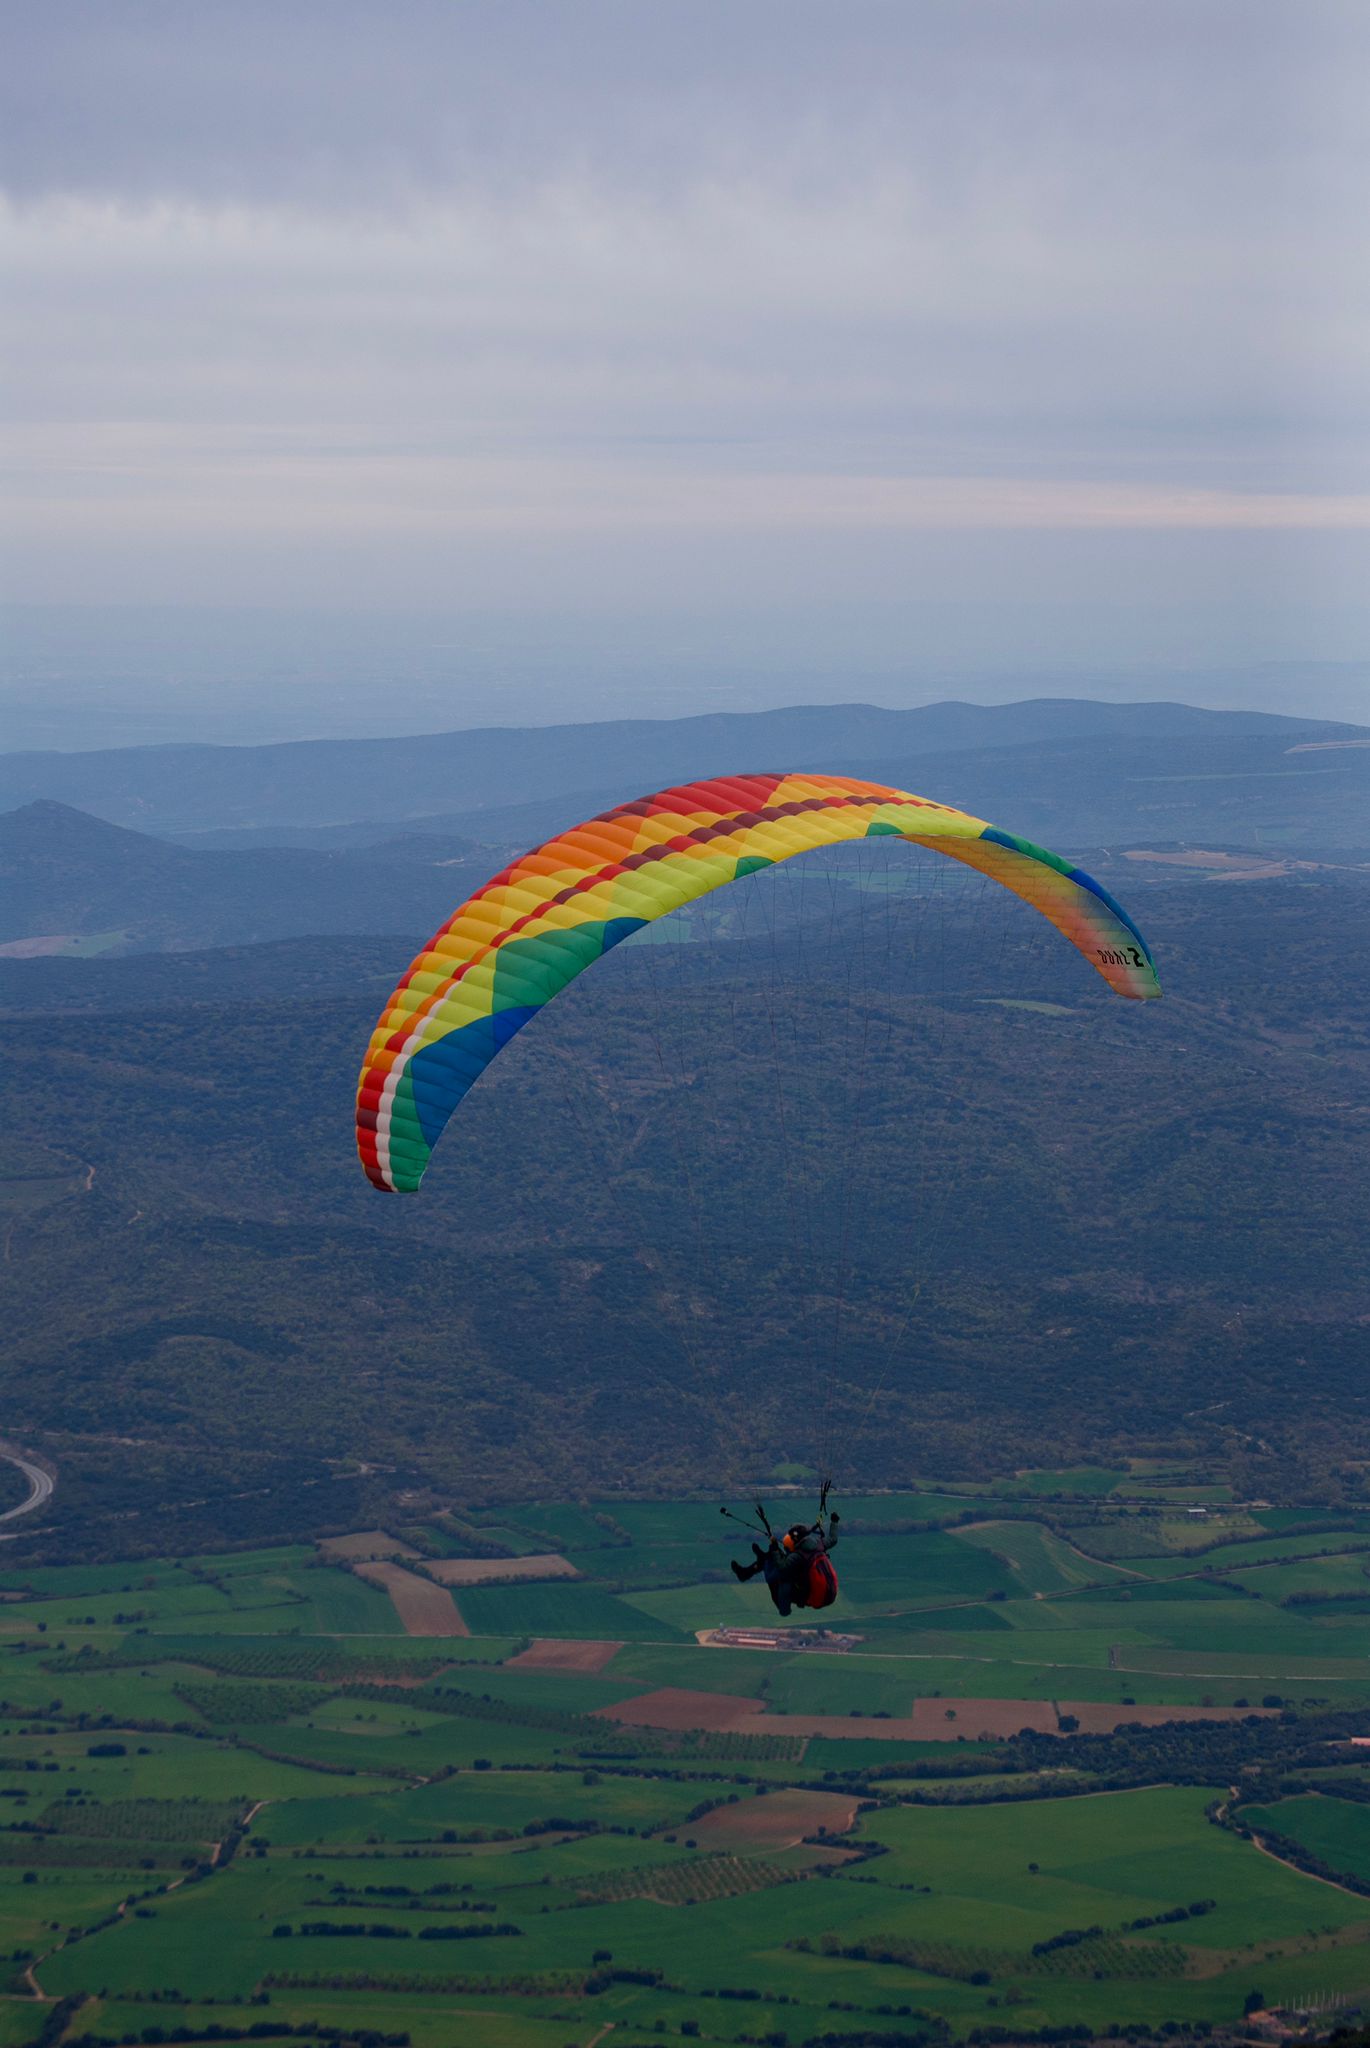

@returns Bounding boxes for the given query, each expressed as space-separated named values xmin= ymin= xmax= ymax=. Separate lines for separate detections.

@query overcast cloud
xmin=3 ymin=1 xmax=1369 ymax=731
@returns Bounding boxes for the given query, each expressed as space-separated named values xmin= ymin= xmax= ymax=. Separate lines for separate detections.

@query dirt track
xmin=0 ymin=1442 xmax=55 ymax=1529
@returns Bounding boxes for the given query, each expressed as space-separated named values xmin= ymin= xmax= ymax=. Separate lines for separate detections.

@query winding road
xmin=0 ymin=1442 xmax=54 ymax=1531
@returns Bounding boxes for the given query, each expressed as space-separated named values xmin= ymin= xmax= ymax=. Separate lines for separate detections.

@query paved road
xmin=0 ymin=1443 xmax=54 ymax=1527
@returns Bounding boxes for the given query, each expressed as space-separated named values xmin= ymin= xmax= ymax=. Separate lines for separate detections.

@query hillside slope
xmin=2 ymin=859 xmax=1366 ymax=1522
xmin=0 ymin=800 xmax=488 ymax=952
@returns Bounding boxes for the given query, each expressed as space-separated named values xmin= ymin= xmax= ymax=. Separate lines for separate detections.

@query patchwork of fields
xmin=1 ymin=1474 xmax=1369 ymax=2046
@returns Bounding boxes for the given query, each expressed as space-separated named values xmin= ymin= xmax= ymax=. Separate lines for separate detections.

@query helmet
xmin=783 ymin=1524 xmax=807 ymax=1553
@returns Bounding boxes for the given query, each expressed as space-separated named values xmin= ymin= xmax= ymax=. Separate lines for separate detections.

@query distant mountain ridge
xmin=7 ymin=695 xmax=1370 ymax=955
xmin=3 ymin=697 xmax=1363 ymax=837
xmin=164 ymin=723 xmax=1370 ymax=861
xmin=159 ymin=722 xmax=1370 ymax=860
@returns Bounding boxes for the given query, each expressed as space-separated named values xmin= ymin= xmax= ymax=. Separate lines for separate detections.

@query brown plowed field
xmin=597 ymin=1690 xmax=926 ymax=1739
xmin=908 ymin=1697 xmax=1279 ymax=1738
xmin=594 ymin=1687 xmax=1271 ymax=1743
xmin=355 ymin=1561 xmax=469 ymax=1637
xmin=1059 ymin=1700 xmax=1278 ymax=1734
xmin=910 ymin=1698 xmax=1060 ymax=1738
xmin=319 ymin=1529 xmax=419 ymax=1561
xmin=595 ymin=1687 xmax=768 ymax=1732
xmin=423 ymin=1554 xmax=578 ymax=1585
xmin=681 ymin=1788 xmax=861 ymax=1850
xmin=508 ymin=1638 xmax=622 ymax=1673
xmin=764 ymin=1714 xmax=928 ymax=1739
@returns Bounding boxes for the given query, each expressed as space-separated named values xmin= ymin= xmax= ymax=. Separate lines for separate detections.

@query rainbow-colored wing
xmin=356 ymin=772 xmax=1159 ymax=1191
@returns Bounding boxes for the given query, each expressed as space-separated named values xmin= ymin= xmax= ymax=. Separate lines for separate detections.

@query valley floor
xmin=2 ymin=1470 xmax=1370 ymax=2047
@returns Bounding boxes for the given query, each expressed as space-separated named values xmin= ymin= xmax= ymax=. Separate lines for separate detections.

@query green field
xmin=454 ymin=1579 xmax=687 ymax=1639
xmin=4 ymin=1484 xmax=1370 ymax=2044
xmin=1241 ymin=1793 xmax=1370 ymax=1885
xmin=952 ymin=1517 xmax=1138 ymax=1595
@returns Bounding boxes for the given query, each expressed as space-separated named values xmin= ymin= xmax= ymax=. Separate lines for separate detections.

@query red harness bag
xmin=805 ymin=1552 xmax=838 ymax=1610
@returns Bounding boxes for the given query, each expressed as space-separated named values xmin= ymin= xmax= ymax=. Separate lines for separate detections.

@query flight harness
xmin=720 ymin=1479 xmax=839 ymax=1609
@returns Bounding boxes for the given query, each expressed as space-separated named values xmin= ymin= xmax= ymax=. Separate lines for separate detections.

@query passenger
xmin=731 ymin=1513 xmax=839 ymax=1616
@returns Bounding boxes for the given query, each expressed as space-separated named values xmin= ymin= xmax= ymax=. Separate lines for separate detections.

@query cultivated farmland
xmin=5 ymin=1475 xmax=1370 ymax=2045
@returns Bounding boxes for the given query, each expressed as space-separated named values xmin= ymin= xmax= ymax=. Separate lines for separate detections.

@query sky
xmin=4 ymin=0 xmax=1370 ymax=743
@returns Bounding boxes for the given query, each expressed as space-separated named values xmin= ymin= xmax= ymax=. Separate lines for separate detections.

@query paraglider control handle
xmin=719 ymin=1503 xmax=773 ymax=1542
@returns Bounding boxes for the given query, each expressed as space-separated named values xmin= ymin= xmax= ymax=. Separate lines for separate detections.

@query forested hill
xmin=0 ymin=799 xmax=489 ymax=953
xmin=2 ymin=841 xmax=1367 ymax=1553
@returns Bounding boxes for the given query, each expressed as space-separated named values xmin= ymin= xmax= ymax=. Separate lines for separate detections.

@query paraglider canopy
xmin=356 ymin=771 xmax=1159 ymax=1193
